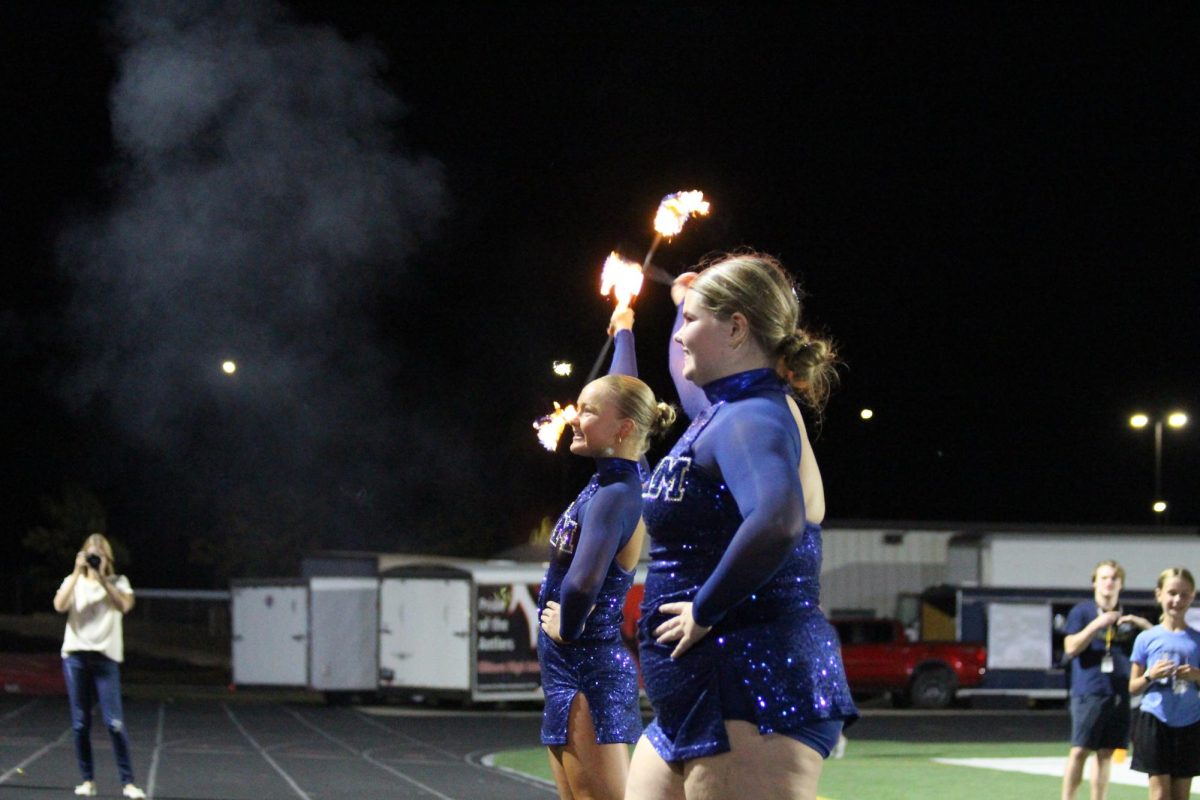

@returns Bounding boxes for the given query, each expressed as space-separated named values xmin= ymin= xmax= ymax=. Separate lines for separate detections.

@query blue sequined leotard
xmin=536 ymin=330 xmax=643 ymax=746
xmin=639 ymin=364 xmax=858 ymax=762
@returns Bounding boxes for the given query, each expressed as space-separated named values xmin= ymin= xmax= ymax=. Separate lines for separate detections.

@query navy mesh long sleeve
xmin=558 ymin=477 xmax=642 ymax=640
xmin=689 ymin=403 xmax=807 ymax=627
xmin=610 ymin=328 xmax=637 ymax=378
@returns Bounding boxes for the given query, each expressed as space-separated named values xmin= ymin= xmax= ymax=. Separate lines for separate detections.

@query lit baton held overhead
xmin=534 ymin=189 xmax=710 ymax=451
xmin=582 ymin=190 xmax=710 ymax=384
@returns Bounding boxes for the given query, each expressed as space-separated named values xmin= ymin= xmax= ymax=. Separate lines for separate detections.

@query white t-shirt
xmin=59 ymin=574 xmax=132 ymax=663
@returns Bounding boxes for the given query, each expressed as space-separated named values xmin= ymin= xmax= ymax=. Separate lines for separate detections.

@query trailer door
xmin=310 ymin=577 xmax=378 ymax=692
xmin=379 ymin=577 xmax=471 ymax=691
xmin=232 ymin=583 xmax=308 ymax=686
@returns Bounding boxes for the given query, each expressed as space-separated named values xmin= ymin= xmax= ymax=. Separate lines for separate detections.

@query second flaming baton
xmin=534 ymin=190 xmax=710 ymax=452
xmin=582 ymin=190 xmax=711 ymax=385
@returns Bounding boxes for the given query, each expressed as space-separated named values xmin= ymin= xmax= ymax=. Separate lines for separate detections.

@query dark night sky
xmin=3 ymin=3 xmax=1198 ymax=587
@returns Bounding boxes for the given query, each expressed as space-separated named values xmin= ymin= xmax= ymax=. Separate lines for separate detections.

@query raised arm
xmin=102 ymin=574 xmax=135 ymax=614
xmin=556 ymin=479 xmax=642 ymax=641
xmin=53 ymin=558 xmax=85 ymax=613
xmin=608 ymin=307 xmax=638 ymax=378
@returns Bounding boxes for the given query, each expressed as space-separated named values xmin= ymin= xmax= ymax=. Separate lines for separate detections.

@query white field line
xmin=145 ymin=701 xmax=165 ymax=798
xmin=0 ymin=726 xmax=71 ymax=785
xmin=221 ymin=703 xmax=312 ymax=800
xmin=933 ymin=755 xmax=1200 ymax=793
xmin=353 ymin=708 xmax=558 ymax=794
xmin=0 ymin=698 xmax=42 ymax=724
xmin=473 ymin=751 xmax=558 ymax=795
xmin=284 ymin=707 xmax=456 ymax=800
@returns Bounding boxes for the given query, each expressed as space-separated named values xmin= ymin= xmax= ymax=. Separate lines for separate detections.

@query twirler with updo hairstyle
xmin=688 ymin=250 xmax=839 ymax=414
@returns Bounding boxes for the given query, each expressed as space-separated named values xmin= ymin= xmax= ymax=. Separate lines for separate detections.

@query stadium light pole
xmin=1129 ymin=411 xmax=1188 ymax=523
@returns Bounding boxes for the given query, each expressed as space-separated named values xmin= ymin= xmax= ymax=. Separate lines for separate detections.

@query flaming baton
xmin=533 ymin=402 xmax=577 ymax=452
xmin=646 ymin=189 xmax=711 ymax=274
xmin=534 ymin=190 xmax=711 ymax=450
xmin=599 ymin=251 xmax=645 ymax=313
xmin=583 ymin=190 xmax=711 ymax=383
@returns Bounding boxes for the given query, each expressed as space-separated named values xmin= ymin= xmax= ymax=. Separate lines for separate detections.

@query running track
xmin=0 ymin=695 xmax=554 ymax=799
xmin=0 ymin=693 xmax=1070 ymax=799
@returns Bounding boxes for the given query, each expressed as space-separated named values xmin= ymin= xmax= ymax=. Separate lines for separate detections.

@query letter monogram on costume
xmin=643 ymin=456 xmax=692 ymax=502
xmin=549 ymin=511 xmax=580 ymax=555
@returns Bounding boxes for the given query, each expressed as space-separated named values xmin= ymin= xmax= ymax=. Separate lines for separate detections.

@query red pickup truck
xmin=832 ymin=617 xmax=986 ymax=709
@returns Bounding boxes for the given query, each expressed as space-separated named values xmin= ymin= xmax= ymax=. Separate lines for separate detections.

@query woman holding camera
xmin=53 ymin=533 xmax=146 ymax=799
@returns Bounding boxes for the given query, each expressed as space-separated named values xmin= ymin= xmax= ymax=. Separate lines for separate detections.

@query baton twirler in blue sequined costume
xmin=637 ymin=309 xmax=858 ymax=762
xmin=537 ymin=329 xmax=644 ymax=746
xmin=538 ymin=458 xmax=643 ymax=745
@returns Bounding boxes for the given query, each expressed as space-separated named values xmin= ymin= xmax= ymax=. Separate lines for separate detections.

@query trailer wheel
xmin=910 ymin=668 xmax=956 ymax=709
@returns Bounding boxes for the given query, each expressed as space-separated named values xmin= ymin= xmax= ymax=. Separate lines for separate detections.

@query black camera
xmin=85 ymin=554 xmax=101 ymax=570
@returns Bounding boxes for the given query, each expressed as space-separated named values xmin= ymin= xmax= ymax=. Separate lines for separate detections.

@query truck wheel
xmin=910 ymin=668 xmax=955 ymax=709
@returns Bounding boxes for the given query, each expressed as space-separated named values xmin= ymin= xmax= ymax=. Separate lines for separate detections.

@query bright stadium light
xmin=860 ymin=408 xmax=874 ymax=421
xmin=1129 ymin=410 xmax=1189 ymax=524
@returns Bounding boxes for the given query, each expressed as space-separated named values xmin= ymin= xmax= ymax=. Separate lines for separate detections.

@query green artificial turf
xmin=489 ymin=740 xmax=1164 ymax=799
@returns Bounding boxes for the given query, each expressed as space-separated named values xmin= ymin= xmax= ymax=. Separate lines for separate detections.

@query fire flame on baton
xmin=535 ymin=190 xmax=710 ymax=450
xmin=533 ymin=402 xmax=578 ymax=452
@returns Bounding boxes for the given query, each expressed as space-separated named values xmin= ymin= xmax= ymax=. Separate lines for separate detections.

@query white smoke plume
xmin=57 ymin=0 xmax=451 ymax=561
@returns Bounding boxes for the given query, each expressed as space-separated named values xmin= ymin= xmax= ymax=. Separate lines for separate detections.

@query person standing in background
xmin=53 ymin=533 xmax=146 ymax=799
xmin=1061 ymin=559 xmax=1152 ymax=800
xmin=1128 ymin=567 xmax=1200 ymax=800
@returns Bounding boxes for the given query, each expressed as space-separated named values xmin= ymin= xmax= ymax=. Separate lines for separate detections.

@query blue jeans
xmin=62 ymin=652 xmax=135 ymax=785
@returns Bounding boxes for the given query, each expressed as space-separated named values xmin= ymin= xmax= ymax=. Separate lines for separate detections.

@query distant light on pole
xmin=222 ymin=360 xmax=237 ymax=375
xmin=1129 ymin=410 xmax=1189 ymax=524
xmin=552 ymin=361 xmax=573 ymax=377
xmin=860 ymin=408 xmax=874 ymax=421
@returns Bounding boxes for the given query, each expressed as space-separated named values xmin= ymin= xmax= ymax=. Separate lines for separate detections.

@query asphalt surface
xmin=0 ymin=694 xmax=554 ymax=799
xmin=0 ymin=691 xmax=1072 ymax=799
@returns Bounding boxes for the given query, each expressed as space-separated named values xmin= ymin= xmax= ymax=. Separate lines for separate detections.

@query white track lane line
xmin=470 ymin=750 xmax=557 ymax=794
xmin=145 ymin=702 xmax=164 ymax=798
xmin=221 ymin=703 xmax=313 ymax=800
xmin=352 ymin=709 xmax=556 ymax=795
xmin=0 ymin=726 xmax=72 ymax=785
xmin=284 ymin=707 xmax=456 ymax=800
xmin=0 ymin=698 xmax=42 ymax=724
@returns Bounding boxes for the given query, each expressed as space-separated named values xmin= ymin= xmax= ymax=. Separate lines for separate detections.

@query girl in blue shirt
xmin=1129 ymin=567 xmax=1200 ymax=798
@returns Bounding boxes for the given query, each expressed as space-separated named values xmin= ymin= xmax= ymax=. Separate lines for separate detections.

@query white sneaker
xmin=74 ymin=782 xmax=97 ymax=797
xmin=123 ymin=785 xmax=147 ymax=799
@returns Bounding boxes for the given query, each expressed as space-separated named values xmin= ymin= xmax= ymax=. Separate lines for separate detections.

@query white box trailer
xmin=231 ymin=577 xmax=379 ymax=695
xmin=948 ymin=530 xmax=1200 ymax=590
xmin=233 ymin=557 xmax=647 ymax=703
xmin=231 ymin=579 xmax=309 ymax=686
xmin=378 ymin=560 xmax=548 ymax=702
